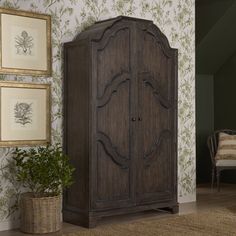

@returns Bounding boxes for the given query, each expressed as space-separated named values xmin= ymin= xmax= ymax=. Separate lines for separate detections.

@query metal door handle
xmin=138 ymin=117 xmax=142 ymax=121
xmin=131 ymin=118 xmax=136 ymax=121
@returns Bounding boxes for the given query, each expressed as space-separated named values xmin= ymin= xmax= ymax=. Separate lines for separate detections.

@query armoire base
xmin=63 ymin=202 xmax=179 ymax=228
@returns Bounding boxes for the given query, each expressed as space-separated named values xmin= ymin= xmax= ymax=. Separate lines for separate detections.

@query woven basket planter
xmin=20 ymin=193 xmax=61 ymax=234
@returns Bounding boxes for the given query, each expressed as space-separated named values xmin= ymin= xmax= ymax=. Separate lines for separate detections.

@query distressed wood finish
xmin=63 ymin=16 xmax=178 ymax=228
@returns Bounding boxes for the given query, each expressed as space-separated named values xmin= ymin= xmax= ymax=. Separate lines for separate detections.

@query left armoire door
xmin=90 ymin=21 xmax=137 ymax=210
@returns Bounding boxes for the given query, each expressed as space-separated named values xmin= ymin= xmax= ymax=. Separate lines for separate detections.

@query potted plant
xmin=13 ymin=144 xmax=75 ymax=234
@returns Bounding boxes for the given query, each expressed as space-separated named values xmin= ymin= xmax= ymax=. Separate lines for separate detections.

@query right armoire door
xmin=135 ymin=22 xmax=178 ymax=205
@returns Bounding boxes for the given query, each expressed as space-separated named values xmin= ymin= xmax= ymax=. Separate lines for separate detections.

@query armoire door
xmin=91 ymin=21 xmax=137 ymax=210
xmin=136 ymin=23 xmax=177 ymax=204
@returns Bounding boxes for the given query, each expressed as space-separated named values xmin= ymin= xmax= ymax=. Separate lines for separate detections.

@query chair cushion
xmin=216 ymin=160 xmax=236 ymax=166
xmin=216 ymin=132 xmax=236 ymax=160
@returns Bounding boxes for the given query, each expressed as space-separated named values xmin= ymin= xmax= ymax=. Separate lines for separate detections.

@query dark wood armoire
xmin=63 ymin=16 xmax=178 ymax=228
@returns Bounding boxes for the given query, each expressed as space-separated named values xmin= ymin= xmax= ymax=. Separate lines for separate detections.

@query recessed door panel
xmin=97 ymin=28 xmax=130 ymax=98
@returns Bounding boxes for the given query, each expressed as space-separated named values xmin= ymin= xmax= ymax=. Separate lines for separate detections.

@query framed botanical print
xmin=0 ymin=81 xmax=51 ymax=146
xmin=0 ymin=8 xmax=51 ymax=76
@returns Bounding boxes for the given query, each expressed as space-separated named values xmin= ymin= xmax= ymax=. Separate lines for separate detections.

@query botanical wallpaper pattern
xmin=0 ymin=0 xmax=195 ymax=224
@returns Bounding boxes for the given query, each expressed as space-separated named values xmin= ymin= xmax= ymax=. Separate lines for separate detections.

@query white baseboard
xmin=0 ymin=219 xmax=20 ymax=232
xmin=178 ymin=193 xmax=196 ymax=203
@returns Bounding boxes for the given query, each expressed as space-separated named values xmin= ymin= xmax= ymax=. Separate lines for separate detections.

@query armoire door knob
xmin=138 ymin=117 xmax=142 ymax=121
xmin=131 ymin=118 xmax=136 ymax=121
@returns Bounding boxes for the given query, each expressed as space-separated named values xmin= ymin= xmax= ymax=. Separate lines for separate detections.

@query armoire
xmin=63 ymin=16 xmax=178 ymax=228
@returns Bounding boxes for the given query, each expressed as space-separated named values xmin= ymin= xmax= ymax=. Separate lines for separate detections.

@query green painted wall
xmin=214 ymin=52 xmax=236 ymax=183
xmin=196 ymin=50 xmax=236 ymax=184
xmin=214 ymin=52 xmax=236 ymax=130
xmin=196 ymin=75 xmax=214 ymax=183
xmin=196 ymin=0 xmax=236 ymax=184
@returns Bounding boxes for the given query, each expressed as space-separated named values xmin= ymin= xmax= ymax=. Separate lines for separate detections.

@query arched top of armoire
xmin=75 ymin=15 xmax=176 ymax=55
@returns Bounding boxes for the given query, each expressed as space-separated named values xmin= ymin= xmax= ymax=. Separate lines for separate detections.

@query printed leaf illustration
xmin=15 ymin=31 xmax=34 ymax=55
xmin=14 ymin=102 xmax=33 ymax=126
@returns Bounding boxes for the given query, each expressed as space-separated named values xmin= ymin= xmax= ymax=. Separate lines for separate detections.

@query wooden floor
xmin=2 ymin=183 xmax=236 ymax=236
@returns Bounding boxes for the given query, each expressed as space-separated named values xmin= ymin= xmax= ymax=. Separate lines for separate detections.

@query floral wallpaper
xmin=0 ymin=0 xmax=195 ymax=228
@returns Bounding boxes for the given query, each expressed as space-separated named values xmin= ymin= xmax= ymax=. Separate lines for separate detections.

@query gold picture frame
xmin=0 ymin=8 xmax=51 ymax=76
xmin=0 ymin=81 xmax=51 ymax=147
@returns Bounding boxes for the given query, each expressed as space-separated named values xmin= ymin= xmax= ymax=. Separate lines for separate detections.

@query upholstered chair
xmin=207 ymin=129 xmax=236 ymax=191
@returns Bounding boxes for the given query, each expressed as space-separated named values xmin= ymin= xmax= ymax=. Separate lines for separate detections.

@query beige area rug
xmin=65 ymin=207 xmax=236 ymax=236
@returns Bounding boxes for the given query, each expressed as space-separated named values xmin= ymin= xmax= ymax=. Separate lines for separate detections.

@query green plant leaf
xmin=12 ymin=144 xmax=75 ymax=197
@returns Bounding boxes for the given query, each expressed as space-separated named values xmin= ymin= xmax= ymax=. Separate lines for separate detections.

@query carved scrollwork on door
xmin=139 ymin=23 xmax=172 ymax=58
xmin=97 ymin=132 xmax=130 ymax=169
xmin=143 ymin=129 xmax=172 ymax=166
xmin=140 ymin=72 xmax=172 ymax=109
xmin=96 ymin=27 xmax=130 ymax=52
xmin=97 ymin=71 xmax=130 ymax=107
